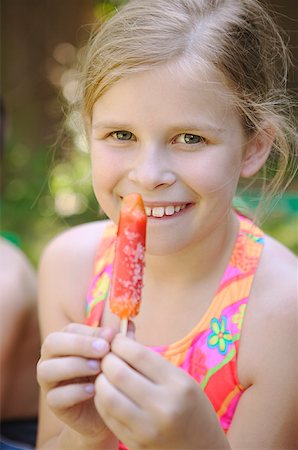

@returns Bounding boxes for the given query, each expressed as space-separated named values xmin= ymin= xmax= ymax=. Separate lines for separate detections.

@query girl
xmin=36 ymin=0 xmax=297 ymax=449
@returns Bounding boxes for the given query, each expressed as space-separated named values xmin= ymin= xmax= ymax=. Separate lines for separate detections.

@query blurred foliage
xmin=1 ymin=0 xmax=297 ymax=266
xmin=1 ymin=0 xmax=126 ymax=265
xmin=1 ymin=135 xmax=102 ymax=264
xmin=264 ymin=213 xmax=298 ymax=254
xmin=234 ymin=192 xmax=298 ymax=254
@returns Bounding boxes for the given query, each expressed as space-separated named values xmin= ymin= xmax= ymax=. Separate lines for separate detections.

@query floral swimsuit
xmin=85 ymin=213 xmax=264 ymax=445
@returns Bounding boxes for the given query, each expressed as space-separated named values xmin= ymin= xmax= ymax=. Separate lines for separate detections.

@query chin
xmin=145 ymin=231 xmax=194 ymax=257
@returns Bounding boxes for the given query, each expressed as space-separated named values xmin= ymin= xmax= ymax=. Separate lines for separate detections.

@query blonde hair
xmin=78 ymin=0 xmax=297 ymax=218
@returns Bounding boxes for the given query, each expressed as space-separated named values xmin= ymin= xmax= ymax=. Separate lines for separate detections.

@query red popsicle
xmin=109 ymin=193 xmax=147 ymax=334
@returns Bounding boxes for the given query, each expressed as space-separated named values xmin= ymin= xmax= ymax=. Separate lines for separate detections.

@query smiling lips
xmin=119 ymin=196 xmax=192 ymax=218
xmin=144 ymin=203 xmax=189 ymax=218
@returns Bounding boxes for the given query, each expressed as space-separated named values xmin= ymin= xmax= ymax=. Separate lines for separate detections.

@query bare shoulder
xmin=254 ymin=234 xmax=297 ymax=320
xmin=0 ymin=237 xmax=35 ymax=277
xmin=239 ymin=233 xmax=297 ymax=383
xmin=39 ymin=220 xmax=111 ymax=283
xmin=229 ymin=235 xmax=297 ymax=447
xmin=0 ymin=238 xmax=36 ymax=306
xmin=259 ymin=233 xmax=297 ymax=281
xmin=41 ymin=219 xmax=111 ymax=256
xmin=38 ymin=220 xmax=112 ymax=336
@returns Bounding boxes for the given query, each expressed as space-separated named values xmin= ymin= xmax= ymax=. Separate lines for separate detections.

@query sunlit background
xmin=1 ymin=0 xmax=297 ymax=265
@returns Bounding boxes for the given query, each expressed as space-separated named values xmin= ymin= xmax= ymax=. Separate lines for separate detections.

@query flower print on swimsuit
xmin=207 ymin=316 xmax=233 ymax=355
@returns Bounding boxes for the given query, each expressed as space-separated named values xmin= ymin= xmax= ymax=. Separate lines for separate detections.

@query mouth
xmin=119 ymin=196 xmax=194 ymax=219
xmin=144 ymin=203 xmax=192 ymax=218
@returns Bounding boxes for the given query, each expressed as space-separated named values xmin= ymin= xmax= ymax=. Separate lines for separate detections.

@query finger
xmin=111 ymin=335 xmax=173 ymax=384
xmin=63 ymin=323 xmax=116 ymax=342
xmin=98 ymin=414 xmax=133 ymax=448
xmin=41 ymin=332 xmax=110 ymax=359
xmin=95 ymin=374 xmax=155 ymax=449
xmin=95 ymin=373 xmax=143 ymax=433
xmin=37 ymin=356 xmax=101 ymax=389
xmin=101 ymin=353 xmax=156 ymax=406
xmin=47 ymin=382 xmax=95 ymax=411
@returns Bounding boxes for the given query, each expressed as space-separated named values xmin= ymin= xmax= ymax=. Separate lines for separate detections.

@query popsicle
xmin=109 ymin=193 xmax=147 ymax=335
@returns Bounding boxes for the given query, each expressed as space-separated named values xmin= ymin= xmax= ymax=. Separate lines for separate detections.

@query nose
xmin=128 ymin=145 xmax=176 ymax=190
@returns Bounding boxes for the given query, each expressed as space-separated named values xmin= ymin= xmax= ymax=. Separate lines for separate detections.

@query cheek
xmin=90 ymin=147 xmax=124 ymax=220
xmin=91 ymin=146 xmax=123 ymax=191
xmin=182 ymin=151 xmax=242 ymax=196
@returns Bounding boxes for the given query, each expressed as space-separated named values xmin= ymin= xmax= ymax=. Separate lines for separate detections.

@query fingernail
xmin=84 ymin=384 xmax=95 ymax=394
xmin=87 ymin=359 xmax=100 ymax=370
xmin=92 ymin=339 xmax=108 ymax=354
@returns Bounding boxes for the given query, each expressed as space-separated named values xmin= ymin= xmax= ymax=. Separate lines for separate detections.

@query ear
xmin=240 ymin=123 xmax=275 ymax=178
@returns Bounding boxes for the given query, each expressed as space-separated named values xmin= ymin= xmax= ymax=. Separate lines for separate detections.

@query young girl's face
xmin=90 ymin=64 xmax=248 ymax=255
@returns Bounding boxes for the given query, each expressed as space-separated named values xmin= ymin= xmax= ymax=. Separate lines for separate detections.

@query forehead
xmin=92 ymin=63 xmax=238 ymax=127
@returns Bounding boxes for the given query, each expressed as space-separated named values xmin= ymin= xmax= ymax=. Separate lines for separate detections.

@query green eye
xmin=112 ymin=131 xmax=133 ymax=140
xmin=183 ymin=134 xmax=203 ymax=144
xmin=173 ymin=133 xmax=206 ymax=145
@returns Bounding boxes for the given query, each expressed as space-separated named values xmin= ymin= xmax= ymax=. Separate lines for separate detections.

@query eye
xmin=174 ymin=133 xmax=206 ymax=145
xmin=111 ymin=130 xmax=134 ymax=141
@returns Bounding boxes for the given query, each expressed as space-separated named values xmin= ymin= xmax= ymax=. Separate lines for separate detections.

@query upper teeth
xmin=145 ymin=204 xmax=187 ymax=217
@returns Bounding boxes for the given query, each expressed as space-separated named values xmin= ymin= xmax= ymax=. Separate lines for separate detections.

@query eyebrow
xmin=169 ymin=124 xmax=225 ymax=134
xmin=92 ymin=120 xmax=225 ymax=134
xmin=92 ymin=121 xmax=132 ymax=130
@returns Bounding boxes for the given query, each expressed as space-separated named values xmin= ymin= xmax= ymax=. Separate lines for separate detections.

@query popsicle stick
xmin=120 ymin=318 xmax=128 ymax=336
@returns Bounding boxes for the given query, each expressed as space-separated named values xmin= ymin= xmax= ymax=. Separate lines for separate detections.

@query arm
xmin=0 ymin=239 xmax=38 ymax=416
xmin=36 ymin=221 xmax=118 ymax=450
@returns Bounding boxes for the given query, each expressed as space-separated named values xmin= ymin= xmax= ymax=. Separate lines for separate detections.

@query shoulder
xmin=41 ymin=219 xmax=112 ymax=258
xmin=39 ymin=219 xmax=113 ymax=274
xmin=257 ymin=232 xmax=297 ymax=335
xmin=255 ymin=233 xmax=297 ymax=312
xmin=260 ymin=232 xmax=297 ymax=276
xmin=0 ymin=238 xmax=36 ymax=305
xmin=0 ymin=237 xmax=35 ymax=277
xmin=238 ymin=233 xmax=297 ymax=386
xmin=231 ymin=235 xmax=297 ymax=445
xmin=38 ymin=220 xmax=112 ymax=334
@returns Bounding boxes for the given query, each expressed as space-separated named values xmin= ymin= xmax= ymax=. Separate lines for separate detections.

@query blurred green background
xmin=1 ymin=0 xmax=297 ymax=266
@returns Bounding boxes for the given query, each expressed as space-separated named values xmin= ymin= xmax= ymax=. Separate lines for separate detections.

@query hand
xmin=37 ymin=323 xmax=117 ymax=441
xmin=94 ymin=334 xmax=228 ymax=449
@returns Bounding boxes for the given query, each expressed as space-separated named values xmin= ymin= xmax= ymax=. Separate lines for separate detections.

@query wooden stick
xmin=120 ymin=318 xmax=128 ymax=336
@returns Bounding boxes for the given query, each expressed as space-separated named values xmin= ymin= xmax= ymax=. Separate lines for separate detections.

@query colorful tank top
xmin=85 ymin=213 xmax=264 ymax=443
